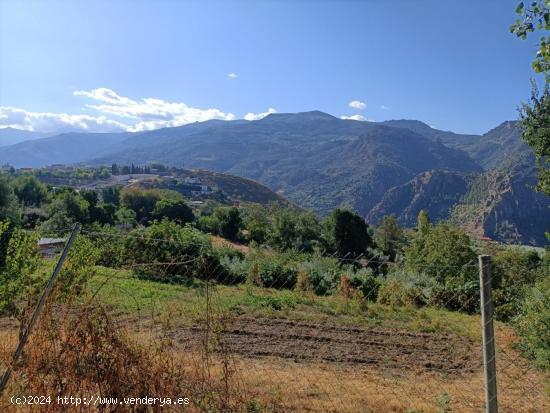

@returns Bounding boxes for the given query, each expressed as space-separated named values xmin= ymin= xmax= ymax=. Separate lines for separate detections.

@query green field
xmin=89 ymin=266 xmax=482 ymax=340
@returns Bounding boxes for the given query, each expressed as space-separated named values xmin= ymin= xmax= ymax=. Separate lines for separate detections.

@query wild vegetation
xmin=0 ymin=165 xmax=549 ymax=381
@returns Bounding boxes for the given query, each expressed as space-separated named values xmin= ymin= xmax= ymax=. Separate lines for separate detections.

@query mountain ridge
xmin=0 ymin=111 xmax=547 ymax=245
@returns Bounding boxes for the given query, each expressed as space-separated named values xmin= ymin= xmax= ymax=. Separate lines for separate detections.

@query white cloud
xmin=2 ymin=88 xmax=282 ymax=134
xmin=244 ymin=107 xmax=278 ymax=121
xmin=0 ymin=106 xmax=127 ymax=133
xmin=74 ymin=87 xmax=236 ymax=131
xmin=380 ymin=105 xmax=389 ymax=110
xmin=348 ymin=100 xmax=366 ymax=110
xmin=341 ymin=114 xmax=366 ymax=121
xmin=227 ymin=72 xmax=238 ymax=79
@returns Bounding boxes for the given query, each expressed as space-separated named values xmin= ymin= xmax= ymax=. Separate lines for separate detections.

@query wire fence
xmin=0 ymin=226 xmax=548 ymax=412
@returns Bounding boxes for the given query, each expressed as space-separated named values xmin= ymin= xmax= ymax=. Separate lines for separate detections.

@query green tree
xmin=515 ymin=275 xmax=550 ymax=369
xmin=153 ymin=198 xmax=194 ymax=224
xmin=492 ymin=248 xmax=542 ymax=321
xmin=0 ymin=224 xmax=40 ymax=316
xmin=417 ymin=209 xmax=430 ymax=234
xmin=213 ymin=206 xmax=242 ymax=240
xmin=519 ymin=86 xmax=550 ymax=195
xmin=374 ymin=215 xmax=405 ymax=261
xmin=120 ymin=188 xmax=164 ymax=223
xmin=268 ymin=208 xmax=321 ymax=251
xmin=115 ymin=207 xmax=137 ymax=227
xmin=101 ymin=186 xmax=120 ymax=205
xmin=511 ymin=0 xmax=550 ymax=82
xmin=322 ymin=209 xmax=373 ymax=260
xmin=0 ymin=175 xmax=20 ymax=223
xmin=404 ymin=222 xmax=478 ymax=312
xmin=13 ymin=175 xmax=48 ymax=207
xmin=42 ymin=190 xmax=89 ymax=230
xmin=242 ymin=204 xmax=271 ymax=244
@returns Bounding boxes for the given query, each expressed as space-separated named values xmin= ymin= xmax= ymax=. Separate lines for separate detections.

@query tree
xmin=115 ymin=207 xmax=137 ymax=227
xmin=42 ymin=190 xmax=90 ymax=230
xmin=13 ymin=175 xmax=48 ymax=207
xmin=404 ymin=222 xmax=478 ymax=312
xmin=515 ymin=275 xmax=550 ymax=369
xmin=511 ymin=1 xmax=550 ymax=82
xmin=101 ymin=186 xmax=120 ymax=205
xmin=322 ymin=209 xmax=373 ymax=260
xmin=519 ymin=85 xmax=550 ymax=195
xmin=268 ymin=208 xmax=321 ymax=251
xmin=375 ymin=215 xmax=405 ymax=261
xmin=213 ymin=206 xmax=242 ymax=240
xmin=416 ymin=209 xmax=430 ymax=234
xmin=512 ymin=1 xmax=550 ymax=237
xmin=0 ymin=175 xmax=20 ymax=223
xmin=120 ymin=188 xmax=164 ymax=223
xmin=242 ymin=204 xmax=270 ymax=244
xmin=153 ymin=198 xmax=194 ymax=225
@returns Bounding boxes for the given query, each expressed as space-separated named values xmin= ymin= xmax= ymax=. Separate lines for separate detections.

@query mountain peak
xmin=262 ymin=110 xmax=338 ymax=122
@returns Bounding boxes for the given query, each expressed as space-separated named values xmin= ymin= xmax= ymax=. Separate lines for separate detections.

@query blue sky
xmin=0 ymin=0 xmax=544 ymax=134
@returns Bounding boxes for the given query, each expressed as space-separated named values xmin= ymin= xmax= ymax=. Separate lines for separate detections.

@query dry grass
xmin=211 ymin=235 xmax=250 ymax=255
xmin=0 ymin=305 xmax=252 ymax=413
xmin=0 ymin=299 xmax=548 ymax=412
xmin=232 ymin=345 xmax=549 ymax=413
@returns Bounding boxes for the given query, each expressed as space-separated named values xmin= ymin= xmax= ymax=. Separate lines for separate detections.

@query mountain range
xmin=0 ymin=111 xmax=548 ymax=245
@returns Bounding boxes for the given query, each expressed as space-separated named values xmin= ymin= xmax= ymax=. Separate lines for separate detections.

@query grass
xmin=88 ymin=266 xmax=481 ymax=339
xmin=2 ymin=264 xmax=548 ymax=412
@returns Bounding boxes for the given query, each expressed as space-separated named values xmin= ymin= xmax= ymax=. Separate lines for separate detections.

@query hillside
xmin=0 ymin=131 xmax=132 ymax=167
xmin=0 ymin=112 xmax=547 ymax=245
xmin=0 ymin=127 xmax=50 ymax=147
xmin=367 ymin=170 xmax=474 ymax=227
xmin=450 ymin=161 xmax=550 ymax=246
xmin=90 ymin=112 xmax=481 ymax=215
xmin=383 ymin=119 xmax=532 ymax=170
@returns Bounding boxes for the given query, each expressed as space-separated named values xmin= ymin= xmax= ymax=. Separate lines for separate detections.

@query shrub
xmin=429 ymin=278 xmax=480 ymax=313
xmin=125 ymin=220 xmax=224 ymax=284
xmin=492 ymin=248 xmax=542 ymax=321
xmin=152 ymin=198 xmax=194 ymax=224
xmin=349 ymin=268 xmax=381 ymax=301
xmin=197 ymin=214 xmax=221 ymax=234
xmin=213 ymin=207 xmax=242 ymax=241
xmin=218 ymin=255 xmax=249 ymax=284
xmin=404 ymin=221 xmax=478 ymax=311
xmin=297 ymin=255 xmax=342 ymax=295
xmin=88 ymin=224 xmax=129 ymax=268
xmin=515 ymin=276 xmax=550 ymax=370
xmin=0 ymin=224 xmax=40 ymax=316
xmin=377 ymin=279 xmax=420 ymax=307
xmin=258 ymin=259 xmax=297 ymax=289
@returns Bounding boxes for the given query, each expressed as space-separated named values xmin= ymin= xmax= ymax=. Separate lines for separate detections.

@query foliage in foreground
xmin=515 ymin=275 xmax=550 ymax=369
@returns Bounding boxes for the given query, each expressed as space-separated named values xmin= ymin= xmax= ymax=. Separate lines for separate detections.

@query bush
xmin=88 ymin=224 xmax=129 ymax=268
xmin=213 ymin=207 xmax=242 ymax=241
xmin=219 ymin=256 xmax=250 ymax=284
xmin=124 ymin=220 xmax=224 ymax=284
xmin=152 ymin=198 xmax=194 ymax=225
xmin=429 ymin=279 xmax=480 ymax=313
xmin=377 ymin=279 xmax=420 ymax=307
xmin=349 ymin=268 xmax=381 ymax=301
xmin=515 ymin=276 xmax=550 ymax=369
xmin=404 ymin=222 xmax=478 ymax=311
xmin=248 ymin=253 xmax=298 ymax=290
xmin=297 ymin=255 xmax=342 ymax=295
xmin=197 ymin=214 xmax=220 ymax=234
xmin=0 ymin=224 xmax=40 ymax=316
xmin=492 ymin=248 xmax=542 ymax=321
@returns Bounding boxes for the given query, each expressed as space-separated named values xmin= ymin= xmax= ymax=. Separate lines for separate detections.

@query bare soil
xmin=171 ymin=316 xmax=480 ymax=375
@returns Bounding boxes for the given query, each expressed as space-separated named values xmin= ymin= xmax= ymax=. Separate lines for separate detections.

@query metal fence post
xmin=0 ymin=223 xmax=81 ymax=394
xmin=479 ymin=255 xmax=498 ymax=413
